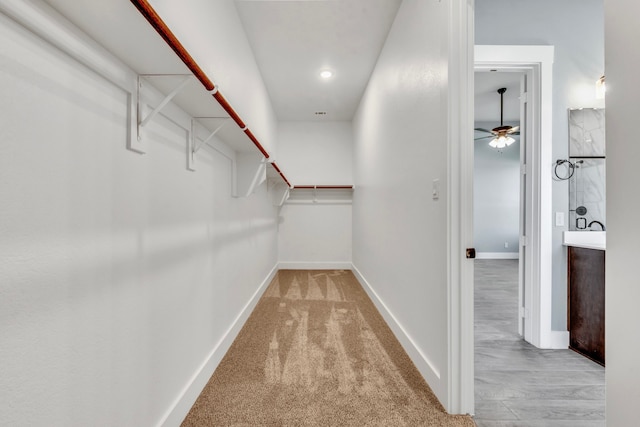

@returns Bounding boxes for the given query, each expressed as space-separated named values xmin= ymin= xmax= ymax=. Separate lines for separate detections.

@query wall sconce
xmin=595 ymin=75 xmax=606 ymax=99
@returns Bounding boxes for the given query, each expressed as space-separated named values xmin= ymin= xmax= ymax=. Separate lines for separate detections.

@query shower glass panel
xmin=568 ymin=108 xmax=606 ymax=231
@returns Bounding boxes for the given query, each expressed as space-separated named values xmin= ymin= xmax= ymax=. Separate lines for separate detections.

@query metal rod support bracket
xmin=192 ymin=118 xmax=230 ymax=153
xmin=188 ymin=117 xmax=229 ymax=171
xmin=137 ymin=74 xmax=192 ymax=139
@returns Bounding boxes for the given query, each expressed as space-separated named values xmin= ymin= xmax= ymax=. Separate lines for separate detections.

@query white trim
xmin=549 ymin=330 xmax=570 ymax=349
xmin=278 ymin=261 xmax=352 ymax=270
xmin=447 ymin=0 xmax=475 ymax=416
xmin=352 ymin=264 xmax=441 ymax=385
xmin=157 ymin=264 xmax=279 ymax=427
xmin=476 ymin=252 xmax=519 ymax=259
xmin=474 ymin=45 xmax=555 ymax=349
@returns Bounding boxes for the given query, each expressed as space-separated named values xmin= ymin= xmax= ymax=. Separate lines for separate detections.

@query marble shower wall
xmin=569 ymin=108 xmax=606 ymax=157
xmin=568 ymin=108 xmax=606 ymax=231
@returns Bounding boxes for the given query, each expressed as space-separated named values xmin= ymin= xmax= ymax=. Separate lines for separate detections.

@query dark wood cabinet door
xmin=568 ymin=247 xmax=605 ymax=366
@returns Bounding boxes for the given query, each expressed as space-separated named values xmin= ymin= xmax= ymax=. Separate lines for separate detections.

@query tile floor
xmin=473 ymin=259 xmax=605 ymax=427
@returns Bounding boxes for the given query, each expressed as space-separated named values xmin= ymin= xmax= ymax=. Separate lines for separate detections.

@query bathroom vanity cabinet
xmin=568 ymin=246 xmax=605 ymax=366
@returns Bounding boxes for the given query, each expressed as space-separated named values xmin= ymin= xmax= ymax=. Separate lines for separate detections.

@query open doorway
xmin=474 ymin=63 xmax=535 ymax=345
xmin=473 ymin=70 xmax=524 ymax=337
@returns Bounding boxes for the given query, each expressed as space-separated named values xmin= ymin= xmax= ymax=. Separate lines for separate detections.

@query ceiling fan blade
xmin=474 ymin=135 xmax=494 ymax=140
xmin=508 ymin=126 xmax=520 ymax=133
xmin=474 ymin=128 xmax=493 ymax=133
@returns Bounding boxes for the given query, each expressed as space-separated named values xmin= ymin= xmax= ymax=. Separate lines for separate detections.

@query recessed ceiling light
xmin=320 ymin=70 xmax=333 ymax=79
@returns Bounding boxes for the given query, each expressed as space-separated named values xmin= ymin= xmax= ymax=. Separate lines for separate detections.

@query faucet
xmin=588 ymin=220 xmax=606 ymax=231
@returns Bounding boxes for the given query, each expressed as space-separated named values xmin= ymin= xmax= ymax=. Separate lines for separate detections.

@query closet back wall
xmin=277 ymin=121 xmax=353 ymax=269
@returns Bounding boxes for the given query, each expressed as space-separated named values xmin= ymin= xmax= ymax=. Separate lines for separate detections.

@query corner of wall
xmin=548 ymin=330 xmax=569 ymax=349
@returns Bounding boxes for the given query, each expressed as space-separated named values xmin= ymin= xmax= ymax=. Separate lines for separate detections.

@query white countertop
xmin=563 ymin=231 xmax=606 ymax=250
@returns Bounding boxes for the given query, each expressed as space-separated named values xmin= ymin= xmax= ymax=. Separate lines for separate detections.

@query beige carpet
xmin=182 ymin=270 xmax=474 ymax=426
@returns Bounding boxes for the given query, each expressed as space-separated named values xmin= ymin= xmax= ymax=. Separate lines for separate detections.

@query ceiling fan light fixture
xmin=489 ymin=135 xmax=515 ymax=149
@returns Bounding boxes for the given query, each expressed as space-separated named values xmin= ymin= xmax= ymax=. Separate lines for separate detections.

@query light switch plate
xmin=555 ymin=212 xmax=565 ymax=227
xmin=432 ymin=179 xmax=440 ymax=200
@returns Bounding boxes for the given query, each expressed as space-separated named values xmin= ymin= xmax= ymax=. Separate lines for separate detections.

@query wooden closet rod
xmin=130 ymin=0 xmax=275 ymax=164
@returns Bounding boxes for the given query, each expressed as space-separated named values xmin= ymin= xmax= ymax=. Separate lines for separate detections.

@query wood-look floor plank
xmin=474 ymin=400 xmax=519 ymax=421
xmin=475 ymin=370 xmax=605 ymax=386
xmin=475 ymin=383 xmax=605 ymax=400
xmin=503 ymin=399 xmax=605 ymax=420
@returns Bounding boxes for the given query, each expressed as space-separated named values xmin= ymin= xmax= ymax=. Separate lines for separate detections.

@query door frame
xmin=473 ymin=67 xmax=533 ymax=341
xmin=474 ymin=45 xmax=555 ymax=350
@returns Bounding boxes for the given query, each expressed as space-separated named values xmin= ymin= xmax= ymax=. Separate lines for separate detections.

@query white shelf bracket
xmin=136 ymin=74 xmax=192 ymax=151
xmin=269 ymin=182 xmax=290 ymax=207
xmin=193 ymin=118 xmax=229 ymax=153
xmin=188 ymin=117 xmax=230 ymax=171
xmin=127 ymin=89 xmax=143 ymax=154
xmin=234 ymin=152 xmax=267 ymax=198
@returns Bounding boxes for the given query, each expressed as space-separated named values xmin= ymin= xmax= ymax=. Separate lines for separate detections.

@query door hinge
xmin=519 ymin=307 xmax=529 ymax=319
xmin=520 ymin=235 xmax=528 ymax=246
xmin=521 ymin=163 xmax=527 ymax=175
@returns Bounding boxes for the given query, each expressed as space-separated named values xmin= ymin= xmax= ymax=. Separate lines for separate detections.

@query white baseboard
xmin=548 ymin=330 xmax=569 ymax=349
xmin=158 ymin=264 xmax=279 ymax=427
xmin=476 ymin=252 xmax=519 ymax=259
xmin=278 ymin=261 xmax=352 ymax=270
xmin=351 ymin=264 xmax=441 ymax=391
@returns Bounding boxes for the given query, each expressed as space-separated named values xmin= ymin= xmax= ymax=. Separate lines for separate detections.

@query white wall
xmin=277 ymin=121 xmax=353 ymax=268
xmin=474 ymin=122 xmax=520 ymax=255
xmin=0 ymin=11 xmax=277 ymax=426
xmin=476 ymin=0 xmax=604 ymax=330
xmin=278 ymin=203 xmax=352 ymax=268
xmin=277 ymin=121 xmax=353 ymax=185
xmin=148 ymin=0 xmax=278 ymax=155
xmin=605 ymin=0 xmax=640 ymax=424
xmin=352 ymin=0 xmax=450 ymax=406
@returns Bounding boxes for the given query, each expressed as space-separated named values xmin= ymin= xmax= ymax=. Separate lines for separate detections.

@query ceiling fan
xmin=475 ymin=87 xmax=520 ymax=148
